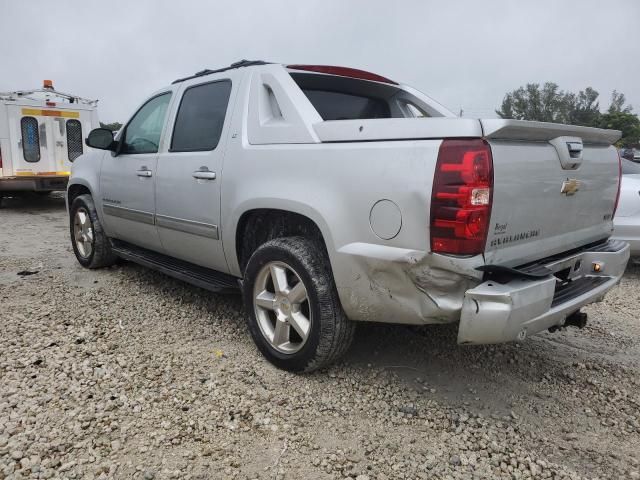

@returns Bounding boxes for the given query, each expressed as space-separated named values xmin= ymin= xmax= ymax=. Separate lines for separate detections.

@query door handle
xmin=566 ymin=142 xmax=583 ymax=159
xmin=136 ymin=168 xmax=153 ymax=177
xmin=192 ymin=169 xmax=216 ymax=180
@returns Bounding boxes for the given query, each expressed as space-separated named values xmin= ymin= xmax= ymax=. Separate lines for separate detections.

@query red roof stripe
xmin=286 ymin=65 xmax=397 ymax=85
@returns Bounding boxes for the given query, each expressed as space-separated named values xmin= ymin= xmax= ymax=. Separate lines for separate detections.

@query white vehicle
xmin=613 ymin=159 xmax=640 ymax=254
xmin=0 ymin=81 xmax=99 ymax=203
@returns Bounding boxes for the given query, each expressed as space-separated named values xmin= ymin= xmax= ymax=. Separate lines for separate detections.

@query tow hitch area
xmin=550 ymin=310 xmax=588 ymax=332
xmin=565 ymin=309 xmax=588 ymax=328
xmin=458 ymin=240 xmax=629 ymax=345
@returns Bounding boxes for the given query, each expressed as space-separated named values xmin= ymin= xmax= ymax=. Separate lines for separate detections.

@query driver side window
xmin=122 ymin=92 xmax=172 ymax=154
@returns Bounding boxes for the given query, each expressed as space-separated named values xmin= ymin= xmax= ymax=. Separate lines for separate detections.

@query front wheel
xmin=242 ymin=236 xmax=355 ymax=372
xmin=69 ymin=194 xmax=117 ymax=269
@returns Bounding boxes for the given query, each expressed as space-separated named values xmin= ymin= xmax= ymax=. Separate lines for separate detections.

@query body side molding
xmin=103 ymin=204 xmax=155 ymax=225
xmin=156 ymin=214 xmax=219 ymax=239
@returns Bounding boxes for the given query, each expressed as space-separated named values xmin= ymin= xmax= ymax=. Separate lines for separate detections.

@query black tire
xmin=69 ymin=194 xmax=117 ymax=269
xmin=242 ymin=236 xmax=355 ymax=373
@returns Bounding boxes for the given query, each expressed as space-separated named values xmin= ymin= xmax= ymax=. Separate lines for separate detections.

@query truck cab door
xmin=154 ymin=77 xmax=236 ymax=272
xmin=100 ymin=92 xmax=173 ymax=252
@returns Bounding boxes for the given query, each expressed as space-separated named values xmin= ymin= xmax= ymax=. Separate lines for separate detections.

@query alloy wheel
xmin=73 ymin=207 xmax=94 ymax=259
xmin=253 ymin=261 xmax=312 ymax=354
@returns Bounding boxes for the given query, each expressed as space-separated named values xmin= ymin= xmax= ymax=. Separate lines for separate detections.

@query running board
xmin=111 ymin=240 xmax=240 ymax=293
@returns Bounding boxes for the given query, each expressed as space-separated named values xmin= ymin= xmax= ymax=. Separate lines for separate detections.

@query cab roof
xmin=171 ymin=60 xmax=397 ymax=85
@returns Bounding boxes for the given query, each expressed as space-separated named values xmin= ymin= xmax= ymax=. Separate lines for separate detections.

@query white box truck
xmin=0 ymin=81 xmax=99 ymax=204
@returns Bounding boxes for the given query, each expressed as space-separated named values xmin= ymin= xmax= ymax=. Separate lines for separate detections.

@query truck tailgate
xmin=481 ymin=119 xmax=622 ymax=267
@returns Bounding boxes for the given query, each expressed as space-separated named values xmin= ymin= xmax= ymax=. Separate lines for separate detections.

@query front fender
xmin=67 ymin=151 xmax=105 ymax=216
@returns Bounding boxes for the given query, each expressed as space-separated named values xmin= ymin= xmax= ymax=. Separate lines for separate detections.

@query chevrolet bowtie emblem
xmin=561 ymin=178 xmax=581 ymax=196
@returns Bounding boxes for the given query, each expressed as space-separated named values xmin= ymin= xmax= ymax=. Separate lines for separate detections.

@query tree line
xmin=496 ymin=83 xmax=640 ymax=147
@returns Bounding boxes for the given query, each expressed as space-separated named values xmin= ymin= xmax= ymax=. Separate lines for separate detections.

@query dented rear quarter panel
xmin=221 ymin=137 xmax=467 ymax=323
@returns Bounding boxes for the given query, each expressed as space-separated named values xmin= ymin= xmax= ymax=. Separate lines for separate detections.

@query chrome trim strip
xmin=103 ymin=204 xmax=155 ymax=225
xmin=156 ymin=214 xmax=219 ymax=240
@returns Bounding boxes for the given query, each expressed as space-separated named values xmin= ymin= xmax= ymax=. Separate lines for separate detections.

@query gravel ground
xmin=1 ymin=193 xmax=639 ymax=480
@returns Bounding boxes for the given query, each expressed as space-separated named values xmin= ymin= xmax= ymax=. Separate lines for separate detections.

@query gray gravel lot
xmin=1 ymin=193 xmax=639 ymax=480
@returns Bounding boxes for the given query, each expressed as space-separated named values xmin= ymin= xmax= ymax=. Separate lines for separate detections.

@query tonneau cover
xmin=314 ymin=118 xmax=483 ymax=142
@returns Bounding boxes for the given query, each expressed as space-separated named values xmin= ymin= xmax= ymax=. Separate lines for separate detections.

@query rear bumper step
xmin=458 ymin=239 xmax=629 ymax=344
xmin=551 ymin=276 xmax=608 ymax=307
xmin=111 ymin=239 xmax=239 ymax=293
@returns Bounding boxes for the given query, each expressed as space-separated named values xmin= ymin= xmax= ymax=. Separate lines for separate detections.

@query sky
xmin=1 ymin=0 xmax=638 ymax=123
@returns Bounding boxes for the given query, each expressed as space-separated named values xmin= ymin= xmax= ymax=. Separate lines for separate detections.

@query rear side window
xmin=171 ymin=80 xmax=232 ymax=152
xmin=66 ymin=119 xmax=83 ymax=161
xmin=404 ymin=102 xmax=427 ymax=118
xmin=303 ymin=90 xmax=390 ymax=120
xmin=21 ymin=117 xmax=41 ymax=162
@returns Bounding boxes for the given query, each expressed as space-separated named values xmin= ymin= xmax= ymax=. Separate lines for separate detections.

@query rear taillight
xmin=430 ymin=139 xmax=493 ymax=255
xmin=613 ymin=150 xmax=622 ymax=218
xmin=0 ymin=145 xmax=3 ymax=169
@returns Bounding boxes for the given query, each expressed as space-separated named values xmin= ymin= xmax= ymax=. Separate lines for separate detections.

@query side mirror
xmin=86 ymin=128 xmax=116 ymax=151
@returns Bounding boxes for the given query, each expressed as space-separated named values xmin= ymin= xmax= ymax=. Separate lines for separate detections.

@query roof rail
xmin=172 ymin=59 xmax=271 ymax=84
xmin=0 ymin=88 xmax=98 ymax=105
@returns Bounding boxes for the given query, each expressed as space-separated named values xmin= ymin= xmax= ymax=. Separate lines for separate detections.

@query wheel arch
xmin=66 ymin=181 xmax=93 ymax=211
xmin=229 ymin=202 xmax=335 ymax=277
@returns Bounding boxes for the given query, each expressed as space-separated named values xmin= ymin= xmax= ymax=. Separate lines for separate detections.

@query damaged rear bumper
xmin=458 ymin=239 xmax=630 ymax=344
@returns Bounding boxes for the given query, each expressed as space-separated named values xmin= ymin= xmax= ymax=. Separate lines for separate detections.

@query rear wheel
xmin=70 ymin=194 xmax=117 ymax=269
xmin=242 ymin=236 xmax=355 ymax=372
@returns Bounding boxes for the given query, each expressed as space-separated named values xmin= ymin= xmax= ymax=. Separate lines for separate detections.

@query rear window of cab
xmin=289 ymin=72 xmax=429 ymax=121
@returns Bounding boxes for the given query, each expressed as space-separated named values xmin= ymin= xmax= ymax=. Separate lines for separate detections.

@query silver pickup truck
xmin=67 ymin=60 xmax=629 ymax=372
